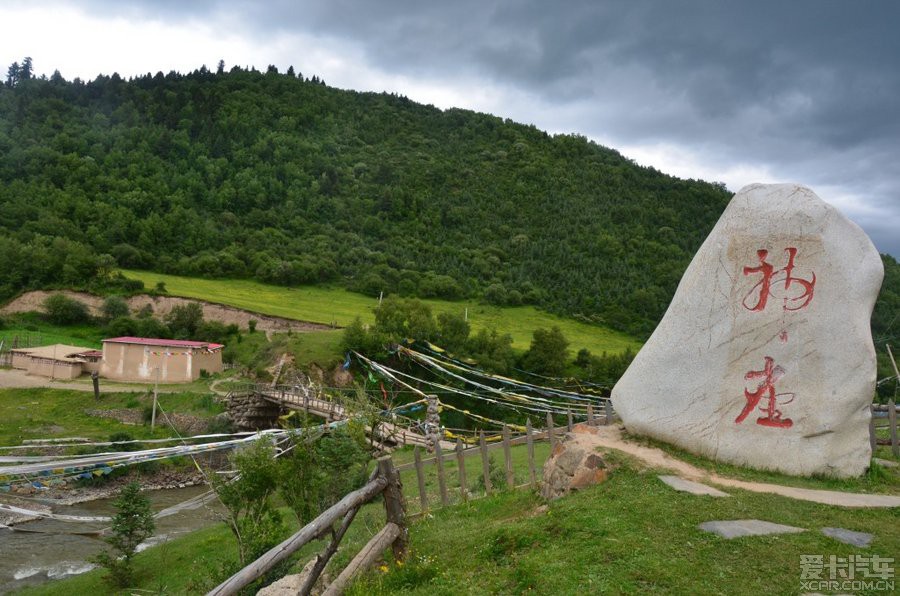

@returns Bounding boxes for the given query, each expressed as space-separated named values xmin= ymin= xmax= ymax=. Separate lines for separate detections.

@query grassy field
xmin=121 ymin=270 xmax=641 ymax=355
xmin=349 ymin=456 xmax=900 ymax=595
xmin=0 ymin=315 xmax=106 ymax=351
xmin=20 ymin=440 xmax=900 ymax=596
xmin=0 ymin=387 xmax=223 ymax=446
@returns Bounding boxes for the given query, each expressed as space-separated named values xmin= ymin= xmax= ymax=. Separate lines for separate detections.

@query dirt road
xmin=0 ymin=368 xmax=194 ymax=394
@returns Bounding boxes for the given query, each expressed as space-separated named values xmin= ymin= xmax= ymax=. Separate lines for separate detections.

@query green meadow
xmin=120 ymin=270 xmax=641 ymax=355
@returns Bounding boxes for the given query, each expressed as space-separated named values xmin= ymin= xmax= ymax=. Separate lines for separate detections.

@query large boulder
xmin=612 ymin=184 xmax=883 ymax=478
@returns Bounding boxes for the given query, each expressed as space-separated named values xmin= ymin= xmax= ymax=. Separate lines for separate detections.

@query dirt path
xmin=579 ymin=425 xmax=900 ymax=508
xmin=0 ymin=368 xmax=206 ymax=394
xmin=1 ymin=290 xmax=335 ymax=334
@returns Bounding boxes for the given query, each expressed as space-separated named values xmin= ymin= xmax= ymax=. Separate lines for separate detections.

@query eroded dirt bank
xmin=1 ymin=290 xmax=334 ymax=333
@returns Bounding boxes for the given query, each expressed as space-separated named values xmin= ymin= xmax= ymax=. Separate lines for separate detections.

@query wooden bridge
xmin=232 ymin=384 xmax=454 ymax=450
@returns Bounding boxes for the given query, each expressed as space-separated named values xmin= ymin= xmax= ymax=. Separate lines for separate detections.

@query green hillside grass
xmin=350 ymin=459 xmax=900 ymax=595
xmin=20 ymin=444 xmax=899 ymax=596
xmin=121 ymin=270 xmax=641 ymax=355
xmin=0 ymin=388 xmax=223 ymax=446
xmin=0 ymin=314 xmax=106 ymax=350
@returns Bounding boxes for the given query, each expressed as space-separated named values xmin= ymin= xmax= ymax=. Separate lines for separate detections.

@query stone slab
xmin=658 ymin=475 xmax=730 ymax=497
xmin=821 ymin=527 xmax=873 ymax=547
xmin=698 ymin=519 xmax=806 ymax=539
xmin=874 ymin=458 xmax=898 ymax=468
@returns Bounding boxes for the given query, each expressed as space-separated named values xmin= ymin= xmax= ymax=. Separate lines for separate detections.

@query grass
xmin=0 ymin=387 xmax=223 ymax=446
xmin=283 ymin=329 xmax=346 ymax=370
xmin=0 ymin=314 xmax=106 ymax=350
xmin=348 ymin=458 xmax=900 ymax=595
xmin=120 ymin=270 xmax=641 ymax=355
xmin=17 ymin=437 xmax=900 ymax=595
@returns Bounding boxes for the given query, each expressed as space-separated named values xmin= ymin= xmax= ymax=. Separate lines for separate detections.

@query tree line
xmin=0 ymin=58 xmax=897 ymax=350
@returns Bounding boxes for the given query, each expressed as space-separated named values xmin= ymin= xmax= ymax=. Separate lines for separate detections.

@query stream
xmin=0 ymin=485 xmax=224 ymax=593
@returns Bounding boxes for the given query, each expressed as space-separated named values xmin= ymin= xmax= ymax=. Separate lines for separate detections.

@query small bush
xmin=470 ymin=454 xmax=507 ymax=494
xmin=101 ymin=295 xmax=130 ymax=320
xmin=207 ymin=415 xmax=235 ymax=435
xmin=43 ymin=293 xmax=91 ymax=325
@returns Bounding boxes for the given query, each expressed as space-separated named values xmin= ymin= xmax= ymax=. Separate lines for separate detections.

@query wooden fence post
xmin=567 ymin=410 xmax=573 ymax=432
xmin=413 ymin=446 xmax=428 ymax=513
xmin=605 ymin=400 xmax=613 ymax=426
xmin=322 ymin=524 xmax=402 ymax=596
xmin=434 ymin=440 xmax=449 ymax=507
xmin=503 ymin=425 xmax=514 ymax=488
xmin=546 ymin=412 xmax=556 ymax=452
xmin=456 ymin=438 xmax=468 ymax=502
xmin=870 ymin=404 xmax=877 ymax=454
xmin=479 ymin=430 xmax=492 ymax=495
xmin=890 ymin=399 xmax=899 ymax=458
xmin=297 ymin=506 xmax=359 ymax=595
xmin=378 ymin=456 xmax=407 ymax=560
xmin=526 ymin=418 xmax=536 ymax=488
xmin=587 ymin=404 xmax=594 ymax=426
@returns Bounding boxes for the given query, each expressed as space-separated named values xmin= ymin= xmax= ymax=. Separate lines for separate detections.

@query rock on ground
xmin=698 ymin=519 xmax=806 ymax=539
xmin=657 ymin=475 xmax=729 ymax=497
xmin=821 ymin=527 xmax=873 ymax=547
xmin=612 ymin=184 xmax=883 ymax=478
xmin=541 ymin=428 xmax=608 ymax=500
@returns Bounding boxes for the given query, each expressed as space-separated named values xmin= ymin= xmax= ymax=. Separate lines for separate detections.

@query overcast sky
xmin=2 ymin=1 xmax=898 ymax=257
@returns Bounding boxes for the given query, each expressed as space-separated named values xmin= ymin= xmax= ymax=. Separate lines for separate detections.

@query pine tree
xmin=19 ymin=56 xmax=33 ymax=81
xmin=5 ymin=61 xmax=19 ymax=87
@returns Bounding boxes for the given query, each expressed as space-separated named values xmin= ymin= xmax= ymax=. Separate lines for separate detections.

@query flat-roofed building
xmin=8 ymin=344 xmax=99 ymax=379
xmin=100 ymin=337 xmax=224 ymax=383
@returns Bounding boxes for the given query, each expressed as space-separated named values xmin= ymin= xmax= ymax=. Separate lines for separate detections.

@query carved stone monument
xmin=611 ymin=183 xmax=883 ymax=477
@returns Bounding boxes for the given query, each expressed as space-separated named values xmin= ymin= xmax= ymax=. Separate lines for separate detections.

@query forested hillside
xmin=0 ymin=61 xmax=897 ymax=343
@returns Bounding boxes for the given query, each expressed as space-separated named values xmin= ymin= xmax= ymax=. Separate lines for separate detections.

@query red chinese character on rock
xmin=736 ymin=356 xmax=794 ymax=428
xmin=742 ymin=247 xmax=816 ymax=312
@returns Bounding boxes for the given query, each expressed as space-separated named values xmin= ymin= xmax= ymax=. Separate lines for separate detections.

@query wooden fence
xmin=207 ymin=406 xmax=614 ymax=595
xmin=871 ymin=400 xmax=899 ymax=458
xmin=397 ymin=407 xmax=615 ymax=516
xmin=207 ymin=456 xmax=407 ymax=596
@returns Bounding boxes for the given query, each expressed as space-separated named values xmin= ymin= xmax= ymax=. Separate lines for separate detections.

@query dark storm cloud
xmin=76 ymin=0 xmax=900 ymax=255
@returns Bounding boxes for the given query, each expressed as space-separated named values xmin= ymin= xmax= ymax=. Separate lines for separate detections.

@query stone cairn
xmin=424 ymin=394 xmax=441 ymax=453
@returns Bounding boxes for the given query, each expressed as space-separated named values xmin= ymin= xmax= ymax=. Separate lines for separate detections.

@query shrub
xmin=206 ymin=415 xmax=235 ymax=435
xmin=521 ymin=326 xmax=570 ymax=376
xmin=278 ymin=426 xmax=371 ymax=526
xmin=165 ymin=303 xmax=203 ymax=338
xmin=101 ymin=295 xmax=130 ymax=320
xmin=212 ymin=440 xmax=285 ymax=564
xmin=43 ymin=293 xmax=91 ymax=325
xmin=470 ymin=454 xmax=507 ymax=494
